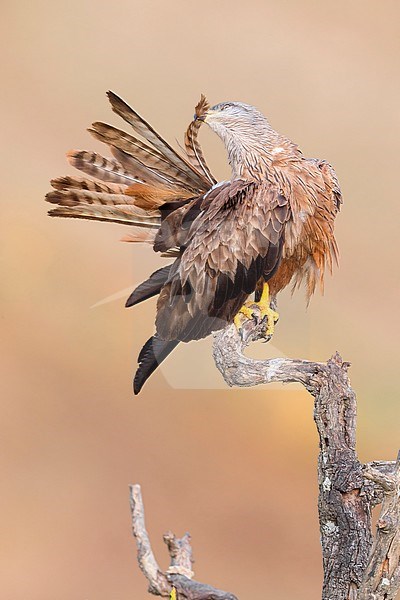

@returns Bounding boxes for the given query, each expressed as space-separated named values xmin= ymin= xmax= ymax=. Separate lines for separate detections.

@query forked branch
xmin=129 ymin=321 xmax=400 ymax=600
xmin=129 ymin=484 xmax=238 ymax=600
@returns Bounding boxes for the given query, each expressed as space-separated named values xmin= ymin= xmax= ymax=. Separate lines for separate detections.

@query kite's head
xmin=196 ymin=101 xmax=271 ymax=147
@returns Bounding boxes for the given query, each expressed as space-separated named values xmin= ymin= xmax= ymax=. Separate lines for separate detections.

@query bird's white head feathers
xmin=198 ymin=101 xmax=280 ymax=179
xmin=202 ymin=102 xmax=271 ymax=139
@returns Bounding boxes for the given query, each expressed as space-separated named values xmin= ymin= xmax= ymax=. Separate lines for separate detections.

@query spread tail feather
xmin=46 ymin=187 xmax=161 ymax=227
xmin=134 ymin=335 xmax=179 ymax=394
xmin=106 ymin=91 xmax=208 ymax=190
xmin=89 ymin=121 xmax=202 ymax=193
xmin=47 ymin=93 xmax=216 ymax=231
xmin=66 ymin=150 xmax=138 ymax=185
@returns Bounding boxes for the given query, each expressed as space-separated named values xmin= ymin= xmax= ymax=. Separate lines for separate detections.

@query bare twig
xmin=129 ymin=484 xmax=238 ymax=600
xmin=129 ymin=484 xmax=170 ymax=596
xmin=361 ymin=461 xmax=398 ymax=508
xmin=164 ymin=531 xmax=194 ymax=579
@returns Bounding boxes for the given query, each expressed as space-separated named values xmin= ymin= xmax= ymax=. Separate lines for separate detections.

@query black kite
xmin=46 ymin=93 xmax=342 ymax=393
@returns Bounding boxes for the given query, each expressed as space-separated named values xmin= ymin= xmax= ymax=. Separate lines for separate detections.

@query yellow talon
xmin=234 ymin=282 xmax=279 ymax=337
xmin=265 ymin=306 xmax=280 ymax=335
xmin=234 ymin=305 xmax=253 ymax=327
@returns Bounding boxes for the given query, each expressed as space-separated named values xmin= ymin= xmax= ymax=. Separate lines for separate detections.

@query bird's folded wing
xmin=155 ymin=180 xmax=292 ymax=341
xmin=315 ymin=159 xmax=343 ymax=211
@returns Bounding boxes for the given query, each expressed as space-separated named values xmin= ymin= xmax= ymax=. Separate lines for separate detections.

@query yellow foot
xmin=234 ymin=305 xmax=254 ymax=328
xmin=234 ymin=283 xmax=279 ymax=339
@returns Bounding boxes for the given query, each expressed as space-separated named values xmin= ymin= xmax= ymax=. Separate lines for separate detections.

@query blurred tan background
xmin=1 ymin=1 xmax=399 ymax=598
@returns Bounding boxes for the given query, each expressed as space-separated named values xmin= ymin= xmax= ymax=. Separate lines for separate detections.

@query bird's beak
xmin=193 ymin=108 xmax=216 ymax=123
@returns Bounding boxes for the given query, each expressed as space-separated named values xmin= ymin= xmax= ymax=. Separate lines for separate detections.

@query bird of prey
xmin=46 ymin=92 xmax=342 ymax=394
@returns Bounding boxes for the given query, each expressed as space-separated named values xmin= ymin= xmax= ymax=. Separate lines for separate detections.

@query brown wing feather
xmin=269 ymin=156 xmax=342 ymax=298
xmin=155 ymin=180 xmax=291 ymax=342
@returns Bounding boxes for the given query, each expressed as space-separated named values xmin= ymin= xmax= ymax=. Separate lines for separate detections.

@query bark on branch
xmin=129 ymin=320 xmax=400 ymax=600
xmin=129 ymin=484 xmax=238 ymax=600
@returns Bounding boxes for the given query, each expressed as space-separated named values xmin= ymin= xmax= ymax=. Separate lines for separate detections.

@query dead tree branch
xmin=129 ymin=319 xmax=400 ymax=600
xmin=359 ymin=453 xmax=400 ymax=599
xmin=129 ymin=484 xmax=238 ymax=600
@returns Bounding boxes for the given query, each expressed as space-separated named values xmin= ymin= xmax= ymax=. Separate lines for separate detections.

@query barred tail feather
xmin=47 ymin=204 xmax=160 ymax=227
xmin=46 ymin=186 xmax=161 ymax=227
xmin=109 ymin=146 xmax=181 ymax=190
xmin=184 ymin=95 xmax=216 ymax=186
xmin=89 ymin=122 xmax=202 ymax=193
xmin=67 ymin=150 xmax=140 ymax=185
xmin=106 ymin=91 xmax=209 ymax=190
xmin=50 ymin=175 xmax=126 ymax=195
